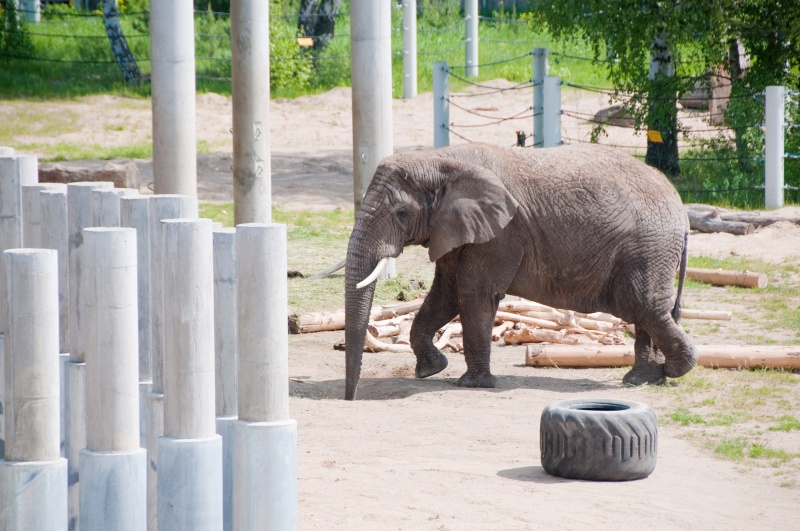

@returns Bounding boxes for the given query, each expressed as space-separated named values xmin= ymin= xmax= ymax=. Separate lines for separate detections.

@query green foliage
xmin=269 ymin=3 xmax=314 ymax=93
xmin=770 ymin=416 xmax=800 ymax=432
xmin=0 ymin=1 xmax=33 ymax=56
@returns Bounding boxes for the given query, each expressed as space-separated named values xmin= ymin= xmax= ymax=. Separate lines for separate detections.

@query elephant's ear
xmin=428 ymin=159 xmax=519 ymax=262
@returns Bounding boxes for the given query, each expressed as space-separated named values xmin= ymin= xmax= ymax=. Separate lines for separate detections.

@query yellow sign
xmin=647 ymin=130 xmax=664 ymax=143
xmin=297 ymin=37 xmax=314 ymax=47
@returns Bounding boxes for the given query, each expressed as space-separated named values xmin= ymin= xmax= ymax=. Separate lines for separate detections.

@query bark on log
xmin=525 ymin=344 xmax=800 ymax=369
xmin=687 ymin=209 xmax=754 ymax=235
xmin=682 ymin=267 xmax=767 ymax=288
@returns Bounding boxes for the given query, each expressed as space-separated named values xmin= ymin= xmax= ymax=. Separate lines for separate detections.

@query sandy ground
xmin=4 ymin=86 xmax=800 ymax=529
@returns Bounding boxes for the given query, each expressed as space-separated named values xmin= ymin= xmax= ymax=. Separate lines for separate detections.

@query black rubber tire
xmin=540 ymin=398 xmax=658 ymax=481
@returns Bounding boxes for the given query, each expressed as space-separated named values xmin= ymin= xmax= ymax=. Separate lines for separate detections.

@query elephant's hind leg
xmin=623 ymin=328 xmax=666 ymax=386
xmin=410 ymin=264 xmax=457 ymax=379
xmin=637 ymin=312 xmax=698 ymax=380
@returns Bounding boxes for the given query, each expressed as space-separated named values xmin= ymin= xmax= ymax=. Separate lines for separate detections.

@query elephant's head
xmin=344 ymin=153 xmax=519 ymax=399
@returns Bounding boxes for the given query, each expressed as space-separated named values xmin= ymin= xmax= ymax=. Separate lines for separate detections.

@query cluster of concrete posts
xmin=0 ymin=148 xmax=297 ymax=531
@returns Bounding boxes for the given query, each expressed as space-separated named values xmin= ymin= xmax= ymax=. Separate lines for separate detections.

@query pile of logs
xmin=686 ymin=206 xmax=800 ymax=235
xmin=290 ymin=296 xmax=733 ymax=354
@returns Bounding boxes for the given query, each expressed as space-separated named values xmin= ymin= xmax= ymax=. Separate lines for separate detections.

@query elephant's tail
xmin=671 ymin=229 xmax=689 ymax=322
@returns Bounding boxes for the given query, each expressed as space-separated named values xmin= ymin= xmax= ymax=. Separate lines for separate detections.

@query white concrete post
xmin=80 ymin=228 xmax=145 ymax=531
xmin=465 ymin=0 xmax=478 ymax=78
xmin=150 ymin=0 xmax=197 ymax=196
xmin=542 ymin=76 xmax=562 ymax=148
xmin=0 ymin=147 xmax=12 ymax=156
xmin=233 ymin=223 xmax=296 ymax=530
xmin=231 ymin=0 xmax=271 ymax=225
xmin=433 ymin=61 xmax=450 ymax=149
xmin=22 ymin=183 xmax=65 ymax=248
xmin=402 ymin=0 xmax=417 ymax=99
xmin=0 ymin=249 xmax=67 ymax=531
xmin=158 ymin=218 xmax=222 ymax=531
xmin=120 ymin=196 xmax=152 ymax=450
xmin=66 ymin=181 xmax=113 ymax=530
xmin=532 ymin=48 xmax=548 ymax=148
xmin=0 ymin=153 xmax=38 ymax=488
xmin=21 ymin=0 xmax=40 ymax=23
xmin=92 ymin=188 xmax=138 ymax=227
xmin=765 ymin=85 xmax=785 ymax=209
xmin=145 ymin=194 xmax=197 ymax=531
xmin=213 ymin=228 xmax=237 ymax=531
xmin=40 ymin=188 xmax=69 ymax=458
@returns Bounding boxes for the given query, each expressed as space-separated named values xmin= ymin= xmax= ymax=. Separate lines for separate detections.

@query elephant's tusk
xmin=356 ymin=258 xmax=388 ymax=289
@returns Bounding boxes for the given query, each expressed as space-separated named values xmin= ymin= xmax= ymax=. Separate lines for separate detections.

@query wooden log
xmin=525 ymin=344 xmax=800 ymax=369
xmin=492 ymin=321 xmax=514 ymax=341
xmin=680 ymin=309 xmax=732 ymax=321
xmin=687 ymin=209 xmax=755 ymax=235
xmin=363 ymin=332 xmax=412 ymax=353
xmin=375 ymin=298 xmax=425 ymax=320
xmin=368 ymin=323 xmax=401 ymax=339
xmin=435 ymin=322 xmax=462 ymax=350
xmin=498 ymin=300 xmax=551 ymax=313
xmin=289 ymin=309 xmax=346 ymax=334
xmin=396 ymin=320 xmax=412 ymax=345
xmin=504 ymin=328 xmax=579 ymax=345
xmin=682 ymin=267 xmax=767 ymax=288
xmin=719 ymin=212 xmax=800 ymax=229
xmin=495 ymin=310 xmax=562 ymax=330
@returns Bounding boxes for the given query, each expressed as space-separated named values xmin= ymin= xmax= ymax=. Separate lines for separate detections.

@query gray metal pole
xmin=465 ymin=0 xmax=478 ymax=78
xmin=350 ymin=0 xmax=394 ymax=215
xmin=433 ymin=62 xmax=450 ymax=149
xmin=532 ymin=48 xmax=548 ymax=148
xmin=542 ymin=76 xmax=562 ymax=148
xmin=150 ymin=0 xmax=197 ymax=195
xmin=402 ymin=0 xmax=417 ymax=99
xmin=765 ymin=86 xmax=785 ymax=209
xmin=231 ymin=0 xmax=271 ymax=224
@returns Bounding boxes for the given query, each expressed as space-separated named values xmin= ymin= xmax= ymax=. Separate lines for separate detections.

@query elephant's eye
xmin=396 ymin=208 xmax=409 ymax=223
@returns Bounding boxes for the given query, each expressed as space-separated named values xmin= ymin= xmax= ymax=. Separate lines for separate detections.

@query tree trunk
xmin=727 ymin=39 xmax=756 ymax=177
xmin=645 ymin=35 xmax=680 ymax=177
xmin=297 ymin=0 xmax=343 ymax=49
xmin=103 ymin=1 xmax=141 ymax=84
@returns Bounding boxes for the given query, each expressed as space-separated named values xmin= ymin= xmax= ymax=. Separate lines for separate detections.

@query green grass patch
xmin=715 ymin=438 xmax=747 ymax=460
xmin=770 ymin=416 xmax=800 ymax=432
xmin=22 ymin=141 xmax=154 ymax=162
xmin=749 ymin=444 xmax=794 ymax=462
xmin=668 ymin=407 xmax=705 ymax=426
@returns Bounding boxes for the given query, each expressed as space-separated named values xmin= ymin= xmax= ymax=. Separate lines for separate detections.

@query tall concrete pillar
xmin=91 ymin=188 xmax=139 ymax=227
xmin=0 ymin=249 xmax=67 ymax=531
xmin=22 ymin=183 xmax=65 ymax=248
xmin=213 ymin=228 xmax=237 ymax=531
xmin=120 ymin=196 xmax=152 ymax=450
xmin=150 ymin=0 xmax=197 ymax=195
xmin=233 ymin=224 xmax=296 ymax=530
xmin=145 ymin=194 xmax=197 ymax=531
xmin=231 ymin=0 xmax=271 ymax=224
xmin=158 ymin=218 xmax=222 ymax=531
xmin=80 ymin=228 xmax=146 ymax=531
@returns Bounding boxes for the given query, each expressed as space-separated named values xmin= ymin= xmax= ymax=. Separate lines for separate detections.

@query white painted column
xmin=120 ymin=196 xmax=152 ymax=450
xmin=0 ymin=249 xmax=67 ymax=531
xmin=65 ymin=181 xmax=113 ymax=530
xmin=233 ymin=223 xmax=296 ymax=530
xmin=0 ymin=153 xmax=38 ymax=484
xmin=402 ymin=0 xmax=417 ymax=99
xmin=145 ymin=194 xmax=197 ymax=531
xmin=158 ymin=218 xmax=222 ymax=531
xmin=433 ymin=62 xmax=450 ymax=149
xmin=150 ymin=0 xmax=197 ymax=196
xmin=40 ymin=188 xmax=69 ymax=458
xmin=532 ymin=48 xmax=548 ymax=148
xmin=465 ymin=0 xmax=478 ymax=78
xmin=213 ymin=228 xmax=237 ymax=531
xmin=542 ymin=76 xmax=562 ymax=148
xmin=22 ymin=183 xmax=65 ymax=248
xmin=765 ymin=85 xmax=785 ymax=209
xmin=80 ymin=228 xmax=145 ymax=531
xmin=0 ymin=147 xmax=12 ymax=156
xmin=231 ymin=0 xmax=271 ymax=224
xmin=91 ymin=187 xmax=139 ymax=227
xmin=21 ymin=0 xmax=40 ymax=23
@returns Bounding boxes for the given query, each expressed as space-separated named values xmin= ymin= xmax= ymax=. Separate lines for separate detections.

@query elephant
xmin=343 ymin=143 xmax=697 ymax=400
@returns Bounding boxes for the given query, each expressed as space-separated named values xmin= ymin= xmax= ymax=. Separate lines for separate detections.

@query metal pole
xmin=402 ymin=0 xmax=417 ymax=99
xmin=150 ymin=0 xmax=197 ymax=195
xmin=542 ymin=76 xmax=562 ymax=148
xmin=433 ymin=61 xmax=450 ymax=149
xmin=765 ymin=85 xmax=785 ymax=209
xmin=465 ymin=0 xmax=478 ymax=78
xmin=532 ymin=48 xmax=548 ymax=148
xmin=231 ymin=0 xmax=271 ymax=224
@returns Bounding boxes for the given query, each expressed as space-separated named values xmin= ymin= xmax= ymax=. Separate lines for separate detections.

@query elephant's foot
xmin=415 ymin=351 xmax=448 ymax=379
xmin=623 ymin=366 xmax=666 ymax=387
xmin=663 ymin=345 xmax=699 ymax=378
xmin=458 ymin=371 xmax=497 ymax=388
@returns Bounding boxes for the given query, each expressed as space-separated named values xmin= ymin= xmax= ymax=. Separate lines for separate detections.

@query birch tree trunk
xmin=103 ymin=0 xmax=141 ymax=84
xmin=645 ymin=35 xmax=679 ymax=177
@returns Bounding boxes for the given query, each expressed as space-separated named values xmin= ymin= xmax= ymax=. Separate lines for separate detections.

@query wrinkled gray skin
xmin=344 ymin=143 xmax=696 ymax=400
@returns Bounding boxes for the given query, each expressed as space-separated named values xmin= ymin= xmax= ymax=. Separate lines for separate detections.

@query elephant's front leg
xmin=457 ymin=287 xmax=501 ymax=388
xmin=410 ymin=263 xmax=457 ymax=379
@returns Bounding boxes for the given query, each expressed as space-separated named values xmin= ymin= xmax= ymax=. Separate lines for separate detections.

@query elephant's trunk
xmin=344 ymin=228 xmax=381 ymax=400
